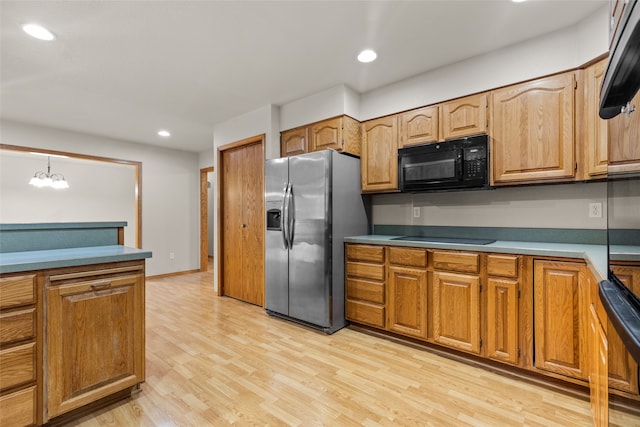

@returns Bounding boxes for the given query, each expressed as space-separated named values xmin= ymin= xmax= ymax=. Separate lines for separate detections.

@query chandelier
xmin=29 ymin=156 xmax=69 ymax=189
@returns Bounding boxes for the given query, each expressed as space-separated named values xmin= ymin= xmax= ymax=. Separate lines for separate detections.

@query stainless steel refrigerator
xmin=265 ymin=149 xmax=369 ymax=333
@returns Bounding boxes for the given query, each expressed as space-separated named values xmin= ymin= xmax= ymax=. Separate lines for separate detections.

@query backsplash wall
xmin=372 ymin=182 xmax=608 ymax=230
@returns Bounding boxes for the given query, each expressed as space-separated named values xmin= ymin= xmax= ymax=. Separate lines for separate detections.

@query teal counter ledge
xmin=0 ymin=222 xmax=152 ymax=274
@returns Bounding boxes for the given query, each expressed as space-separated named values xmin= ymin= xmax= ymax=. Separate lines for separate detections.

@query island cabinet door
xmin=432 ymin=271 xmax=480 ymax=354
xmin=533 ymin=260 xmax=587 ymax=381
xmin=46 ymin=272 xmax=145 ymax=418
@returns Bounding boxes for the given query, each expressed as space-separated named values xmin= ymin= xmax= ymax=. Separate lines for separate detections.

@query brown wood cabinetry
xmin=398 ymin=106 xmax=439 ymax=148
xmin=281 ymin=126 xmax=308 ymax=157
xmin=280 ymin=116 xmax=361 ymax=158
xmin=440 ymin=93 xmax=488 ymax=140
xmin=361 ymin=116 xmax=399 ymax=193
xmin=309 ymin=116 xmax=361 ymax=156
xmin=608 ymin=89 xmax=640 ymax=174
xmin=46 ymin=263 xmax=145 ymax=418
xmin=345 ymin=244 xmax=386 ymax=328
xmin=387 ymin=247 xmax=428 ymax=338
xmin=583 ymin=59 xmax=609 ymax=178
xmin=432 ymin=250 xmax=481 ymax=355
xmin=486 ymin=255 xmax=521 ymax=365
xmin=533 ymin=260 xmax=587 ymax=381
xmin=589 ymin=303 xmax=609 ymax=427
xmin=491 ymin=73 xmax=576 ymax=184
xmin=607 ymin=264 xmax=640 ymax=394
xmin=0 ymin=273 xmax=41 ymax=427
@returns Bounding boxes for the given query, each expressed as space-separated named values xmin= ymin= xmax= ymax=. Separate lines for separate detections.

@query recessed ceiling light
xmin=157 ymin=130 xmax=171 ymax=137
xmin=22 ymin=23 xmax=55 ymax=41
xmin=511 ymin=0 xmax=527 ymax=3
xmin=357 ymin=49 xmax=377 ymax=63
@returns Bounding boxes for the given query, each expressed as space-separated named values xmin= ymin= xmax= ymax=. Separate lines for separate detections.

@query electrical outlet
xmin=413 ymin=207 xmax=421 ymax=218
xmin=169 ymin=252 xmax=175 ymax=260
xmin=589 ymin=203 xmax=602 ymax=218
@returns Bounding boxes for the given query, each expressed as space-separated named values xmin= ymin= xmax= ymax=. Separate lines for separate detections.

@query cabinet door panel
xmin=533 ymin=261 xmax=586 ymax=380
xmin=281 ymin=127 xmax=308 ymax=157
xmin=361 ymin=116 xmax=398 ymax=192
xmin=609 ymin=90 xmax=640 ymax=173
xmin=47 ymin=273 xmax=144 ymax=417
xmin=487 ymin=278 xmax=519 ymax=365
xmin=310 ymin=117 xmax=342 ymax=152
xmin=399 ymin=106 xmax=438 ymax=147
xmin=388 ymin=266 xmax=427 ymax=338
xmin=491 ymin=73 xmax=575 ymax=183
xmin=441 ymin=93 xmax=487 ymax=140
xmin=432 ymin=272 xmax=480 ymax=354
xmin=584 ymin=59 xmax=609 ymax=177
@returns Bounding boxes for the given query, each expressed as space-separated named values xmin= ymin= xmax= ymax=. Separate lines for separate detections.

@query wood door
xmin=432 ymin=271 xmax=480 ymax=354
xmin=281 ymin=127 xmax=308 ymax=157
xmin=588 ymin=303 xmax=609 ymax=427
xmin=607 ymin=265 xmax=640 ymax=393
xmin=533 ymin=260 xmax=587 ymax=380
xmin=309 ymin=117 xmax=342 ymax=152
xmin=220 ymin=139 xmax=264 ymax=306
xmin=361 ymin=116 xmax=398 ymax=192
xmin=608 ymin=89 xmax=640 ymax=174
xmin=486 ymin=277 xmax=519 ymax=365
xmin=440 ymin=93 xmax=488 ymax=140
xmin=46 ymin=273 xmax=144 ymax=418
xmin=584 ymin=59 xmax=609 ymax=177
xmin=398 ymin=106 xmax=438 ymax=148
xmin=387 ymin=266 xmax=427 ymax=338
xmin=491 ymin=73 xmax=575 ymax=184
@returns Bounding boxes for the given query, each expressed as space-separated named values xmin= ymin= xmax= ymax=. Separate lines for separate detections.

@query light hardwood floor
xmin=66 ymin=268 xmax=640 ymax=427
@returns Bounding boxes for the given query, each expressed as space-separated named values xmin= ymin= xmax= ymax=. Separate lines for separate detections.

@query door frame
xmin=200 ymin=166 xmax=214 ymax=271
xmin=217 ymin=134 xmax=265 ymax=298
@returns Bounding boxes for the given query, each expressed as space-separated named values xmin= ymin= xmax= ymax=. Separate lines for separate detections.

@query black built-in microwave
xmin=398 ymin=134 xmax=489 ymax=192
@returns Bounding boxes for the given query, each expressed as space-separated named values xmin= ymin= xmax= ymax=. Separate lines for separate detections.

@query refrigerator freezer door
xmin=265 ymin=157 xmax=290 ymax=316
xmin=288 ymin=151 xmax=331 ymax=327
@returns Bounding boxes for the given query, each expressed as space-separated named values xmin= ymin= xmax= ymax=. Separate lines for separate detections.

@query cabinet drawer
xmin=487 ymin=255 xmax=520 ymax=278
xmin=0 ymin=275 xmax=35 ymax=309
xmin=432 ymin=251 xmax=479 ymax=273
xmin=388 ymin=247 xmax=427 ymax=267
xmin=346 ymin=278 xmax=385 ymax=304
xmin=347 ymin=245 xmax=385 ymax=263
xmin=0 ymin=385 xmax=36 ymax=427
xmin=0 ymin=342 xmax=36 ymax=391
xmin=0 ymin=308 xmax=35 ymax=345
xmin=346 ymin=261 xmax=385 ymax=281
xmin=346 ymin=300 xmax=385 ymax=328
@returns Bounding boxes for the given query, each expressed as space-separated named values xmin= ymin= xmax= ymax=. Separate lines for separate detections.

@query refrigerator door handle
xmin=280 ymin=183 xmax=289 ymax=250
xmin=288 ymin=184 xmax=295 ymax=247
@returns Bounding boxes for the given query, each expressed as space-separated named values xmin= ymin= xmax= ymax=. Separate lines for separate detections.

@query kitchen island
xmin=0 ymin=222 xmax=151 ymax=427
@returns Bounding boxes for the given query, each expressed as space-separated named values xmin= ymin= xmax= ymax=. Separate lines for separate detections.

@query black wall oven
xmin=398 ymin=134 xmax=488 ymax=192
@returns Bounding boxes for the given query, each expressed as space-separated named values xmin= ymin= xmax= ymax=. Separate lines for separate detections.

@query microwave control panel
xmin=463 ymin=146 xmax=487 ymax=180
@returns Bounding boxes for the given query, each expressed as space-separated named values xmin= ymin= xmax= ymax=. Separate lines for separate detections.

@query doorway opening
xmin=200 ymin=166 xmax=214 ymax=271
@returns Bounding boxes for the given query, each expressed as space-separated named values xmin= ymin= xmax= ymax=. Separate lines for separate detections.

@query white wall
xmin=0 ymin=119 xmax=200 ymax=277
xmin=0 ymin=151 xmax=137 ymax=245
xmin=373 ymin=182 xmax=608 ymax=230
xmin=280 ymin=85 xmax=361 ymax=130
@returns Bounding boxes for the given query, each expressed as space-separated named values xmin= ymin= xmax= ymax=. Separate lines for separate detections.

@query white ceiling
xmin=1 ymin=0 xmax=606 ymax=153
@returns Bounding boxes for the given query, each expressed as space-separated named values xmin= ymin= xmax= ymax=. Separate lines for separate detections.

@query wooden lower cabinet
xmin=589 ymin=303 xmax=609 ymax=427
xmin=345 ymin=244 xmax=386 ymax=328
xmin=46 ymin=263 xmax=145 ymax=418
xmin=0 ymin=273 xmax=40 ymax=427
xmin=533 ymin=260 xmax=588 ymax=381
xmin=387 ymin=247 xmax=428 ymax=339
xmin=486 ymin=254 xmax=521 ymax=366
xmin=432 ymin=271 xmax=481 ymax=354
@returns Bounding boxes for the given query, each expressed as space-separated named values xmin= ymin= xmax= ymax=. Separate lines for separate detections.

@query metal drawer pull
xmin=91 ymin=281 xmax=112 ymax=290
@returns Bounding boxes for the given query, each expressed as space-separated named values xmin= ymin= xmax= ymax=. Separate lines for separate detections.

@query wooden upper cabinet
xmin=281 ymin=126 xmax=308 ymax=157
xmin=309 ymin=116 xmax=361 ymax=157
xmin=361 ymin=116 xmax=398 ymax=193
xmin=608 ymin=89 xmax=640 ymax=174
xmin=583 ymin=59 xmax=609 ymax=178
xmin=398 ymin=106 xmax=439 ymax=148
xmin=440 ymin=93 xmax=488 ymax=140
xmin=491 ymin=73 xmax=576 ymax=184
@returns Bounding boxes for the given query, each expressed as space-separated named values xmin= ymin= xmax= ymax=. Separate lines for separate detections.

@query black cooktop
xmin=391 ymin=236 xmax=496 ymax=245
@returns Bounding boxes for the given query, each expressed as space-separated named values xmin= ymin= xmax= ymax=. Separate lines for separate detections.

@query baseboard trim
xmin=146 ymin=269 xmax=201 ymax=280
